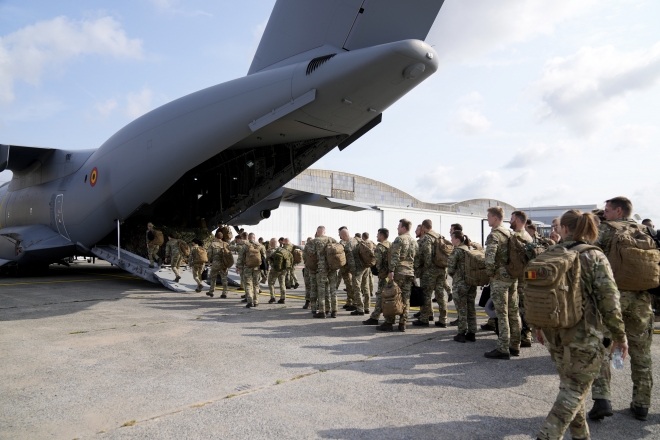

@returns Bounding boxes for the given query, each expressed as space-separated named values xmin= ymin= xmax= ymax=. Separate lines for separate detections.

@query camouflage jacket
xmin=375 ymin=240 xmax=391 ymax=276
xmin=344 ymin=237 xmax=365 ymax=273
xmin=544 ymin=238 xmax=627 ymax=345
xmin=338 ymin=240 xmax=350 ymax=273
xmin=238 ymin=240 xmax=266 ymax=267
xmin=447 ymin=246 xmax=466 ymax=284
xmin=190 ymin=246 xmax=204 ymax=266
xmin=315 ymin=235 xmax=337 ymax=273
xmin=485 ymin=225 xmax=512 ymax=280
xmin=389 ymin=233 xmax=417 ymax=276
xmin=414 ymin=230 xmax=440 ymax=275
xmin=207 ymin=240 xmax=229 ymax=265
xmin=165 ymin=238 xmax=181 ymax=257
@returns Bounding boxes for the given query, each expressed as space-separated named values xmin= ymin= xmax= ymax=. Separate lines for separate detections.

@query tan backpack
xmin=151 ymin=230 xmax=164 ymax=246
xmin=245 ymin=243 xmax=262 ymax=268
xmin=292 ymin=248 xmax=303 ymax=265
xmin=178 ymin=240 xmax=191 ymax=257
xmin=357 ymin=241 xmax=376 ymax=267
xmin=603 ymin=222 xmax=660 ymax=291
xmin=433 ymin=236 xmax=454 ymax=268
xmin=462 ymin=246 xmax=490 ymax=287
xmin=221 ymin=244 xmax=234 ymax=269
xmin=382 ymin=281 xmax=403 ymax=317
xmin=304 ymin=242 xmax=319 ymax=271
xmin=325 ymin=242 xmax=346 ymax=271
xmin=219 ymin=225 xmax=233 ymax=243
xmin=523 ymin=243 xmax=598 ymax=329
xmin=194 ymin=247 xmax=208 ymax=264
xmin=505 ymin=233 xmax=533 ymax=278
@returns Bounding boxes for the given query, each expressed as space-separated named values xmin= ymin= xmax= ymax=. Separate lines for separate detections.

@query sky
xmin=1 ymin=0 xmax=659 ymax=220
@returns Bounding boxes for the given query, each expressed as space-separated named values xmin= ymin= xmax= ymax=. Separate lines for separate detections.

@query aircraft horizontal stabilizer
xmin=0 ymin=144 xmax=55 ymax=173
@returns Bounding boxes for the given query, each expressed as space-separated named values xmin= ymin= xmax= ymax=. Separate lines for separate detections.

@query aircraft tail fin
xmin=248 ymin=0 xmax=445 ymax=75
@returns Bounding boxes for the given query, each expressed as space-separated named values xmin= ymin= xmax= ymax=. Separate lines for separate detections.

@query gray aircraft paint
xmin=0 ymin=0 xmax=444 ymax=267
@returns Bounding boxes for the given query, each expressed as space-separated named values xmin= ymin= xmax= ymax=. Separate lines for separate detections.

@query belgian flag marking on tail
xmin=525 ymin=270 xmax=537 ymax=280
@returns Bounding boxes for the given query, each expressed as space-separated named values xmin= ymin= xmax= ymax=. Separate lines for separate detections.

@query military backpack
xmin=504 ymin=233 xmax=533 ymax=279
xmin=219 ymin=225 xmax=233 ymax=243
xmin=325 ymin=242 xmax=346 ymax=271
xmin=433 ymin=236 xmax=454 ymax=268
xmin=271 ymin=248 xmax=291 ymax=272
xmin=461 ymin=245 xmax=489 ymax=287
xmin=381 ymin=281 xmax=403 ymax=317
xmin=602 ymin=221 xmax=660 ymax=291
xmin=304 ymin=242 xmax=319 ymax=271
xmin=178 ymin=240 xmax=191 ymax=257
xmin=523 ymin=243 xmax=598 ymax=329
xmin=245 ymin=243 xmax=262 ymax=268
xmin=151 ymin=230 xmax=164 ymax=246
xmin=357 ymin=240 xmax=376 ymax=267
xmin=292 ymin=248 xmax=303 ymax=265
xmin=193 ymin=247 xmax=208 ymax=264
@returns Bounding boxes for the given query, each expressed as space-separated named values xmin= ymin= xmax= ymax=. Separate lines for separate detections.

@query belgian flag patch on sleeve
xmin=525 ymin=270 xmax=537 ymax=280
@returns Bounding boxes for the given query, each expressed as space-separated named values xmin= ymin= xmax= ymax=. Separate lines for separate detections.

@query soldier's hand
xmin=387 ymin=271 xmax=394 ymax=281
xmin=612 ymin=341 xmax=629 ymax=360
xmin=535 ymin=329 xmax=544 ymax=345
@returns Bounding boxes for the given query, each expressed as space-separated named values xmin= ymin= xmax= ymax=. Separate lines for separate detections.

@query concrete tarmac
xmin=1 ymin=262 xmax=659 ymax=439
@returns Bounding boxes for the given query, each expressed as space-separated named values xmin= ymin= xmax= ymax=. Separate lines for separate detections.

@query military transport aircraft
xmin=0 ymin=0 xmax=444 ymax=271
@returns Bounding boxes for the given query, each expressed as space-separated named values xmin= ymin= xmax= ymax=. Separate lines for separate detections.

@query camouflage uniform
xmin=345 ymin=237 xmax=369 ymax=313
xmin=414 ymin=230 xmax=447 ymax=325
xmin=485 ymin=225 xmax=521 ymax=353
xmin=283 ymin=243 xmax=301 ymax=287
xmin=207 ymin=240 xmax=230 ymax=295
xmin=385 ymin=232 xmax=418 ymax=325
xmin=537 ymin=238 xmax=626 ymax=440
xmin=337 ymin=239 xmax=354 ymax=306
xmin=165 ymin=238 xmax=183 ymax=278
xmin=190 ymin=246 xmax=206 ymax=287
xmin=266 ymin=248 xmax=286 ymax=301
xmin=146 ymin=230 xmax=160 ymax=266
xmin=370 ymin=240 xmax=391 ymax=321
xmin=302 ymin=242 xmax=315 ymax=303
xmin=447 ymin=246 xmax=477 ymax=335
xmin=305 ymin=240 xmax=320 ymax=312
xmin=361 ymin=239 xmax=376 ymax=298
xmin=591 ymin=218 xmax=654 ymax=409
xmin=238 ymin=240 xmax=266 ymax=305
xmin=316 ymin=235 xmax=339 ymax=314
xmin=515 ymin=229 xmax=534 ymax=346
xmin=229 ymin=242 xmax=245 ymax=290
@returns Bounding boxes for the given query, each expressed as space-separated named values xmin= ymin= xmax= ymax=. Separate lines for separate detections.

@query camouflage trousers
xmin=308 ymin=270 xmax=318 ymax=311
xmin=192 ymin=263 xmax=205 ymax=286
xmin=370 ymin=277 xmax=388 ymax=321
xmin=317 ymin=270 xmax=338 ymax=314
xmin=420 ymin=268 xmax=448 ymax=324
xmin=288 ymin=267 xmax=299 ymax=286
xmin=537 ymin=336 xmax=605 ymax=440
xmin=518 ymin=278 xmax=532 ymax=345
xmin=440 ymin=274 xmax=452 ymax=297
xmin=453 ymin=281 xmax=477 ymax=335
xmin=268 ymin=269 xmax=286 ymax=300
xmin=147 ymin=244 xmax=160 ymax=265
xmin=361 ymin=271 xmax=374 ymax=298
xmin=337 ymin=267 xmax=354 ymax=305
xmin=303 ymin=268 xmax=311 ymax=301
xmin=385 ymin=274 xmax=414 ymax=325
xmin=260 ymin=269 xmax=268 ymax=284
xmin=208 ymin=263 xmax=228 ymax=293
xmin=244 ymin=266 xmax=261 ymax=305
xmin=490 ymin=278 xmax=521 ymax=353
xmin=351 ymin=268 xmax=370 ymax=312
xmin=170 ymin=253 xmax=183 ymax=277
xmin=591 ymin=290 xmax=654 ymax=407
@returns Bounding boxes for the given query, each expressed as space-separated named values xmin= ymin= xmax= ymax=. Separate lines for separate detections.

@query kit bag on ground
xmin=478 ymin=284 xmax=491 ymax=308
xmin=178 ymin=240 xmax=191 ymax=257
xmin=410 ymin=285 xmax=424 ymax=308
xmin=433 ymin=236 xmax=454 ymax=268
xmin=357 ymin=241 xmax=376 ymax=267
xmin=151 ymin=230 xmax=164 ymax=246
xmin=382 ymin=281 xmax=403 ymax=317
xmin=603 ymin=221 xmax=660 ymax=291
xmin=523 ymin=243 xmax=598 ymax=329
xmin=292 ymin=249 xmax=303 ymax=265
xmin=194 ymin=248 xmax=208 ymax=264
xmin=222 ymin=245 xmax=234 ymax=268
xmin=245 ymin=244 xmax=262 ymax=268
xmin=326 ymin=242 xmax=347 ymax=271
xmin=271 ymin=248 xmax=290 ymax=272
xmin=462 ymin=245 xmax=490 ymax=287
xmin=505 ymin=234 xmax=533 ymax=279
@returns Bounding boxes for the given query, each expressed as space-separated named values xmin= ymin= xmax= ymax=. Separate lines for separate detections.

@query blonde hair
xmin=560 ymin=209 xmax=599 ymax=243
xmin=487 ymin=206 xmax=504 ymax=220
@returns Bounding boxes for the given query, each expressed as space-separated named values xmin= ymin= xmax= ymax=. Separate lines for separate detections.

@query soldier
xmin=232 ymin=232 xmax=248 ymax=292
xmin=207 ymin=230 xmax=230 ymax=298
xmin=337 ymin=228 xmax=355 ymax=310
xmin=412 ymin=219 xmax=448 ymax=328
xmin=447 ymin=231 xmax=477 ymax=342
xmin=306 ymin=230 xmax=322 ymax=313
xmin=588 ymin=197 xmax=654 ymax=422
xmin=145 ymin=222 xmax=162 ymax=268
xmin=238 ymin=232 xmax=266 ymax=308
xmin=377 ymin=218 xmax=418 ymax=332
xmin=165 ymin=232 xmax=183 ymax=283
xmin=362 ymin=232 xmax=376 ymax=298
xmin=314 ymin=226 xmax=339 ymax=318
xmin=642 ymin=218 xmax=655 ymax=229
xmin=266 ymin=238 xmax=287 ymax=304
xmin=483 ymin=206 xmax=520 ymax=360
xmin=302 ymin=236 xmax=314 ymax=308
xmin=190 ymin=239 xmax=206 ymax=293
xmin=363 ymin=228 xmax=391 ymax=325
xmin=510 ymin=210 xmax=534 ymax=348
xmin=283 ymin=238 xmax=301 ymax=289
xmin=536 ymin=209 xmax=628 ymax=440
xmin=339 ymin=227 xmax=369 ymax=316
xmin=258 ymin=237 xmax=269 ymax=283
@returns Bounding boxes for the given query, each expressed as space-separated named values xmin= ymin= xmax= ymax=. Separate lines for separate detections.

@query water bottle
xmin=611 ymin=346 xmax=624 ymax=370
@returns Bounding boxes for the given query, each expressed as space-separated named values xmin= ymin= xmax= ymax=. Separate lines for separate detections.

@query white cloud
xmin=148 ymin=0 xmax=212 ymax=17
xmin=0 ymin=16 xmax=143 ymax=104
xmin=449 ymin=107 xmax=491 ymax=135
xmin=533 ymin=42 xmax=660 ymax=135
xmin=416 ymin=166 xmax=505 ymax=202
xmin=427 ymin=0 xmax=597 ymax=66
xmin=94 ymin=98 xmax=118 ymax=116
xmin=610 ymin=124 xmax=657 ymax=150
xmin=125 ymin=88 xmax=153 ymax=119
xmin=457 ymin=91 xmax=483 ymax=105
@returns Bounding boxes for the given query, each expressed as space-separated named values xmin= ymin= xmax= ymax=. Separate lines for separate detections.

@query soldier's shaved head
xmin=270 ymin=238 xmax=278 ymax=247
xmin=248 ymin=232 xmax=255 ymax=240
xmin=317 ymin=226 xmax=326 ymax=234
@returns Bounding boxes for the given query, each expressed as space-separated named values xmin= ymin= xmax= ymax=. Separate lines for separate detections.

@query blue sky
xmin=1 ymin=0 xmax=659 ymax=220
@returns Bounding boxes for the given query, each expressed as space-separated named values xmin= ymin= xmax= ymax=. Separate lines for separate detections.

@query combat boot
xmin=174 ymin=276 xmax=181 ymax=283
xmin=509 ymin=348 xmax=520 ymax=357
xmin=449 ymin=319 xmax=459 ymax=326
xmin=302 ymin=300 xmax=310 ymax=309
xmin=195 ymin=285 xmax=202 ymax=293
xmin=414 ymin=311 xmax=421 ymax=318
xmin=466 ymin=333 xmax=476 ymax=342
xmin=376 ymin=323 xmax=394 ymax=331
xmin=330 ymin=311 xmax=337 ymax=318
xmin=453 ymin=333 xmax=466 ymax=343
xmin=246 ymin=303 xmax=253 ymax=308
xmin=521 ymin=341 xmax=532 ymax=348
xmin=398 ymin=322 xmax=406 ymax=332
xmin=484 ymin=349 xmax=510 ymax=360
xmin=220 ymin=293 xmax=227 ymax=299
xmin=481 ymin=322 xmax=496 ymax=331
xmin=313 ymin=312 xmax=326 ymax=318
xmin=363 ymin=318 xmax=379 ymax=325
xmin=435 ymin=321 xmax=447 ymax=328
xmin=588 ymin=399 xmax=613 ymax=420
xmin=364 ymin=309 xmax=370 ymax=314
xmin=412 ymin=320 xmax=429 ymax=327
xmin=350 ymin=310 xmax=365 ymax=316
xmin=277 ymin=299 xmax=285 ymax=304
xmin=206 ymin=291 xmax=214 ymax=298
xmin=241 ymin=298 xmax=247 ymax=303
xmin=268 ymin=298 xmax=276 ymax=304
xmin=345 ymin=305 xmax=357 ymax=311
xmin=630 ymin=403 xmax=648 ymax=421
xmin=447 ymin=294 xmax=453 ymax=302
xmin=149 ymin=263 xmax=155 ymax=268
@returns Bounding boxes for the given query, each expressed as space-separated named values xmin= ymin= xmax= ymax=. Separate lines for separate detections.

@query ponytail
xmin=451 ymin=231 xmax=471 ymax=247
xmin=560 ymin=209 xmax=599 ymax=243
